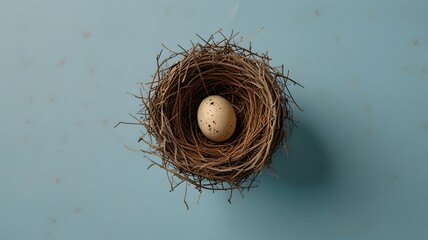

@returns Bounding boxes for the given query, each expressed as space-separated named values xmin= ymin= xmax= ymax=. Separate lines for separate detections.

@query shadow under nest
xmin=129 ymin=31 xmax=301 ymax=205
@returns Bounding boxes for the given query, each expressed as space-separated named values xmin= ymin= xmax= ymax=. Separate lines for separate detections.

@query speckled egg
xmin=197 ymin=95 xmax=236 ymax=142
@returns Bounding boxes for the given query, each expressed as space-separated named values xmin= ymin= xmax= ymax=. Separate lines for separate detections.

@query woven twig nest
xmin=133 ymin=31 xmax=300 ymax=203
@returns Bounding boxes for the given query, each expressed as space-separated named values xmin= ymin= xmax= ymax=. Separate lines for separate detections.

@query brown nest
xmin=125 ymin=31 xmax=300 ymax=204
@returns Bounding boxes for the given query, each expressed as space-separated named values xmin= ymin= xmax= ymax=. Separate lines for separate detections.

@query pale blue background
xmin=1 ymin=0 xmax=427 ymax=239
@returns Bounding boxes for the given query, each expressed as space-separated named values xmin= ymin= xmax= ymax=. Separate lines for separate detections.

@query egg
xmin=197 ymin=95 xmax=237 ymax=142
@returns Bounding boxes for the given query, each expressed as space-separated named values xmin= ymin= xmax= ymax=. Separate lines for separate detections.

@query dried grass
xmin=119 ymin=30 xmax=301 ymax=206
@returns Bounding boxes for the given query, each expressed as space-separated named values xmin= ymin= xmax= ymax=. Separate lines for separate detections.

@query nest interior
xmin=137 ymin=31 xmax=300 ymax=196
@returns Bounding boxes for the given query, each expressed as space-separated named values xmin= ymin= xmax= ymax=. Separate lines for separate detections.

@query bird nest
xmin=123 ymin=31 xmax=300 ymax=205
